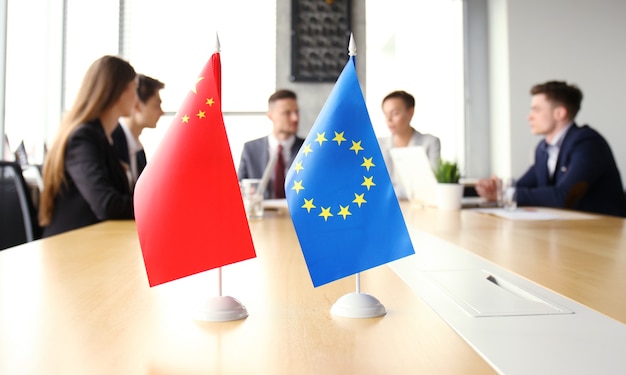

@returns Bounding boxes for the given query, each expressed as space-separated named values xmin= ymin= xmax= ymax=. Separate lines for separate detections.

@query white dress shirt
xmin=268 ymin=134 xmax=295 ymax=174
xmin=546 ymin=123 xmax=572 ymax=177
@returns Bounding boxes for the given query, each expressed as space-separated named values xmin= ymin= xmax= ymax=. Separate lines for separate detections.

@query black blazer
xmin=111 ymin=124 xmax=130 ymax=164
xmin=43 ymin=120 xmax=133 ymax=237
xmin=516 ymin=124 xmax=626 ymax=217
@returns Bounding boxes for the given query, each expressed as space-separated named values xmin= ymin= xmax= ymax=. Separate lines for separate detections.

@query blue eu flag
xmin=285 ymin=56 xmax=415 ymax=287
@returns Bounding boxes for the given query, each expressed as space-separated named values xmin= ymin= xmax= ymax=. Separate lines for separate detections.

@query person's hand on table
xmin=475 ymin=176 xmax=499 ymax=202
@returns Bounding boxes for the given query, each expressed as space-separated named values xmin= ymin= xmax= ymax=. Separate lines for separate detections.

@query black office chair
xmin=0 ymin=161 xmax=42 ymax=250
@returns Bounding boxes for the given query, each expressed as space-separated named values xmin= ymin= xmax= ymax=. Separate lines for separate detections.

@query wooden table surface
xmin=0 ymin=211 xmax=495 ymax=375
xmin=400 ymin=206 xmax=626 ymax=324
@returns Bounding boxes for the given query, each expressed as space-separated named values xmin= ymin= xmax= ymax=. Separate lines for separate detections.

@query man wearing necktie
xmin=112 ymin=74 xmax=165 ymax=188
xmin=476 ymin=81 xmax=626 ymax=217
xmin=238 ymin=89 xmax=305 ymax=199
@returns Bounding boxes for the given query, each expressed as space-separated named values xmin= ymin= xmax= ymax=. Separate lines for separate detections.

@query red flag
xmin=134 ymin=51 xmax=256 ymax=287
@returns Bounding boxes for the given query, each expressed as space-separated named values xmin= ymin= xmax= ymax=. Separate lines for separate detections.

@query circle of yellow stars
xmin=289 ymin=130 xmax=377 ymax=222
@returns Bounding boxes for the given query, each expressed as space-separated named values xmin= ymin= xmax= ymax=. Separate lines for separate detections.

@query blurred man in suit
xmin=238 ymin=89 xmax=305 ymax=199
xmin=476 ymin=80 xmax=626 ymax=217
xmin=112 ymin=74 xmax=164 ymax=188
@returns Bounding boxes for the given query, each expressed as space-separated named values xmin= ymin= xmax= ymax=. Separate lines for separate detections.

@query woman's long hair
xmin=39 ymin=55 xmax=136 ymax=226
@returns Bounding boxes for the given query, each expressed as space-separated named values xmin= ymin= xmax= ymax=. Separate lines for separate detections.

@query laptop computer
xmin=389 ymin=146 xmax=489 ymax=209
xmin=389 ymin=146 xmax=438 ymax=207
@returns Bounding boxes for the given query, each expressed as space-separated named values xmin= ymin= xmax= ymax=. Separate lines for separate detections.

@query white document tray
xmin=422 ymin=269 xmax=574 ymax=317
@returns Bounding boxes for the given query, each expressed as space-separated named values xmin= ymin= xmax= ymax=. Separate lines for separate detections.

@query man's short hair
xmin=268 ymin=89 xmax=297 ymax=106
xmin=382 ymin=90 xmax=415 ymax=109
xmin=136 ymin=74 xmax=165 ymax=104
xmin=530 ymin=81 xmax=583 ymax=120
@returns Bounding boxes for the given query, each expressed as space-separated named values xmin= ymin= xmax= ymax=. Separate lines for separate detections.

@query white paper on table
xmin=263 ymin=199 xmax=288 ymax=210
xmin=471 ymin=207 xmax=599 ymax=221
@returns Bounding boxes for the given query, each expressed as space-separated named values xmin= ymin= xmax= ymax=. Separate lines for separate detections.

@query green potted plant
xmin=434 ymin=160 xmax=460 ymax=184
xmin=433 ymin=159 xmax=463 ymax=210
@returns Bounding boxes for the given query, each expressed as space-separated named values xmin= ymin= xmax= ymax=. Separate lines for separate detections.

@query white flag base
xmin=193 ymin=295 xmax=248 ymax=322
xmin=330 ymin=292 xmax=386 ymax=318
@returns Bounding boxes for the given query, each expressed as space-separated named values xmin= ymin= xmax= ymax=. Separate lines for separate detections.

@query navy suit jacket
xmin=43 ymin=120 xmax=133 ymax=237
xmin=237 ymin=135 xmax=304 ymax=198
xmin=516 ymin=123 xmax=626 ymax=217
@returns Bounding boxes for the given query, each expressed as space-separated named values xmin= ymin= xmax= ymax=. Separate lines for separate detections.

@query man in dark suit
xmin=112 ymin=74 xmax=165 ymax=188
xmin=238 ymin=89 xmax=305 ymax=199
xmin=476 ymin=81 xmax=626 ymax=217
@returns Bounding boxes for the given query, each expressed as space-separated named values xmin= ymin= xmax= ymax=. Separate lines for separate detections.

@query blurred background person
xmin=238 ymin=89 xmax=305 ymax=199
xmin=39 ymin=55 xmax=137 ymax=237
xmin=378 ymin=90 xmax=441 ymax=199
xmin=476 ymin=81 xmax=626 ymax=217
xmin=112 ymin=74 xmax=165 ymax=188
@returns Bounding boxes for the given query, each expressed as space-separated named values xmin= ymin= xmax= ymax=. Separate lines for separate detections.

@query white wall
xmin=488 ymin=0 xmax=626 ymax=183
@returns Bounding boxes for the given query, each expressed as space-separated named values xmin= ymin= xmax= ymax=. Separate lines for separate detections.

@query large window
xmin=123 ymin=0 xmax=276 ymax=114
xmin=4 ymin=1 xmax=64 ymax=164
xmin=64 ymin=2 xmax=120 ymax=112
xmin=3 ymin=0 xmax=276 ymax=165
xmin=366 ymin=0 xmax=464 ymax=167
xmin=4 ymin=0 xmax=462 ymax=170
xmin=122 ymin=0 xmax=276 ymax=165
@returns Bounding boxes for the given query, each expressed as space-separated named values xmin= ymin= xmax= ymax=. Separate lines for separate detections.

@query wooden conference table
xmin=0 ymin=204 xmax=624 ymax=374
xmin=400 ymin=206 xmax=626 ymax=325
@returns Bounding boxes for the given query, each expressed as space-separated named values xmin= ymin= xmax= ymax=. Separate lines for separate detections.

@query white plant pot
xmin=436 ymin=183 xmax=464 ymax=210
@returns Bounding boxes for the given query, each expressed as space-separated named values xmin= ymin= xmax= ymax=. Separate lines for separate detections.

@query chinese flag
xmin=134 ymin=50 xmax=256 ymax=287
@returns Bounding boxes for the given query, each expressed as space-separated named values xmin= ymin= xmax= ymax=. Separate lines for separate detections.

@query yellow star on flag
xmin=361 ymin=157 xmax=375 ymax=171
xmin=294 ymin=161 xmax=304 ymax=174
xmin=315 ymin=132 xmax=328 ymax=146
xmin=206 ymin=98 xmax=215 ymax=106
xmin=197 ymin=110 xmax=206 ymax=119
xmin=337 ymin=205 xmax=352 ymax=219
xmin=301 ymin=198 xmax=316 ymax=213
xmin=350 ymin=140 xmax=364 ymax=154
xmin=181 ymin=115 xmax=190 ymax=123
xmin=291 ymin=180 xmax=304 ymax=194
xmin=303 ymin=143 xmax=313 ymax=156
xmin=192 ymin=76 xmax=204 ymax=94
xmin=362 ymin=176 xmax=376 ymax=190
xmin=352 ymin=193 xmax=367 ymax=207
xmin=319 ymin=207 xmax=333 ymax=221
xmin=332 ymin=131 xmax=347 ymax=146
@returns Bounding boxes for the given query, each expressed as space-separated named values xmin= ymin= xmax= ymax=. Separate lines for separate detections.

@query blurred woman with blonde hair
xmin=39 ymin=55 xmax=137 ymax=237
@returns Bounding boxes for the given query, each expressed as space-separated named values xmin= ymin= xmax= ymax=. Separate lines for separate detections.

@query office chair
xmin=0 ymin=161 xmax=42 ymax=250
